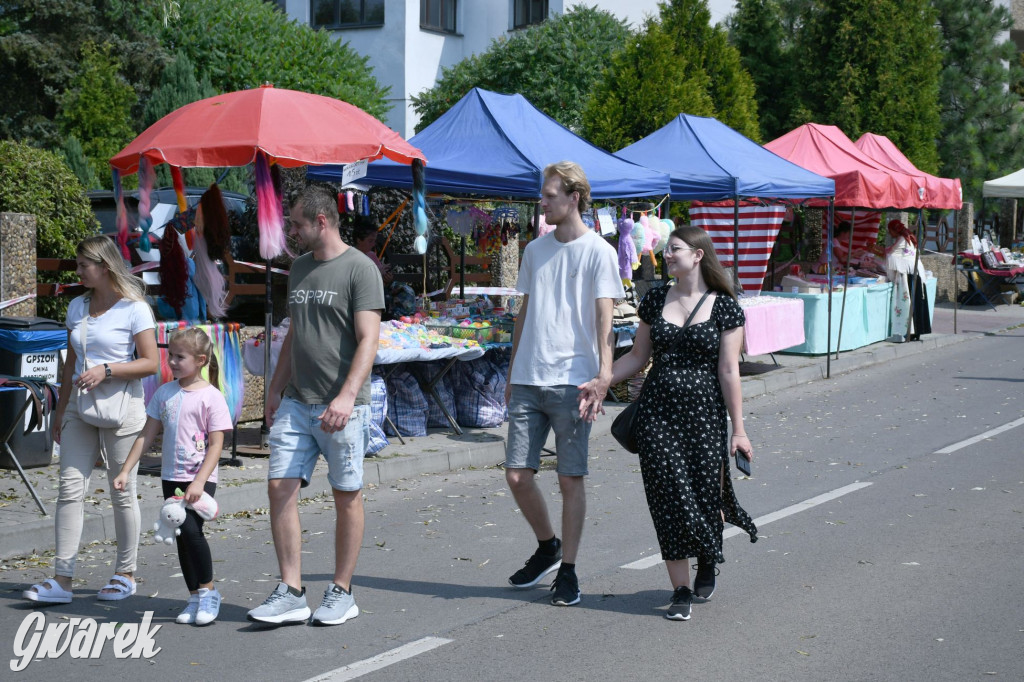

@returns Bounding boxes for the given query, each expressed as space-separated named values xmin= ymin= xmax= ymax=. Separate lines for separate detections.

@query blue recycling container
xmin=0 ymin=317 xmax=66 ymax=469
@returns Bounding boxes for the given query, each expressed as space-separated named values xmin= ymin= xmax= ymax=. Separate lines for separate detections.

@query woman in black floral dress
xmin=607 ymin=225 xmax=757 ymax=621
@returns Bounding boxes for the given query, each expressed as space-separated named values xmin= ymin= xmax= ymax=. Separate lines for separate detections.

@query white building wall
xmin=293 ymin=0 xmax=666 ymax=136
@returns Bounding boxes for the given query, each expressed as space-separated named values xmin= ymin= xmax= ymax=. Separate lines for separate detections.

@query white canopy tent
xmin=982 ymin=168 xmax=1024 ymax=198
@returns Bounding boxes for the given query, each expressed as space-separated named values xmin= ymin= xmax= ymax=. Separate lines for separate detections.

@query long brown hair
xmin=671 ymin=225 xmax=736 ymax=300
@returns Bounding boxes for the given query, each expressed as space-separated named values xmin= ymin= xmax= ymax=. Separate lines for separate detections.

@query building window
xmin=421 ymin=0 xmax=456 ymax=33
xmin=266 ymin=0 xmax=287 ymax=12
xmin=513 ymin=0 xmax=547 ymax=29
xmin=312 ymin=0 xmax=384 ymax=29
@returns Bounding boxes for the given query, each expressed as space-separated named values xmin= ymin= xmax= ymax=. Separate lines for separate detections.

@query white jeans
xmin=54 ymin=386 xmax=146 ymax=578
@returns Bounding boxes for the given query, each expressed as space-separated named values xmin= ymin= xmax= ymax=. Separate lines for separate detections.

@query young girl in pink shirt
xmin=115 ymin=327 xmax=233 ymax=625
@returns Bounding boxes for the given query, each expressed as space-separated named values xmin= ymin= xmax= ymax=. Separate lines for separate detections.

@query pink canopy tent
xmin=854 ymin=133 xmax=962 ymax=210
xmin=764 ymin=123 xmax=925 ymax=210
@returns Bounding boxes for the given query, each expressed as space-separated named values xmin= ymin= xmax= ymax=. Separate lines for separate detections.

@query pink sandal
xmin=23 ymin=578 xmax=73 ymax=604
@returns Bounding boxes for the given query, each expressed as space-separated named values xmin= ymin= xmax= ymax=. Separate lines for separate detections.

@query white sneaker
xmin=176 ymin=595 xmax=200 ymax=624
xmin=195 ymin=587 xmax=221 ymax=626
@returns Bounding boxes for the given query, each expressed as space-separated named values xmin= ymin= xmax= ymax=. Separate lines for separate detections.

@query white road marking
xmin=933 ymin=416 xmax=1024 ymax=454
xmin=302 ymin=637 xmax=453 ymax=682
xmin=621 ymin=481 xmax=874 ymax=570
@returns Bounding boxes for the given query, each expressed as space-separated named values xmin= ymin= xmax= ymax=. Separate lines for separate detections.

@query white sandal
xmin=97 ymin=574 xmax=136 ymax=601
xmin=23 ymin=578 xmax=73 ymax=604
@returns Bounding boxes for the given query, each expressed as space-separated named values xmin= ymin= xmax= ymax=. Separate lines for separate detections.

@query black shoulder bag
xmin=610 ymin=290 xmax=712 ymax=453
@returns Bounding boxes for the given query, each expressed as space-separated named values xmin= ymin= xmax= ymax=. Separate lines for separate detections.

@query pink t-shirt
xmin=146 ymin=381 xmax=233 ymax=483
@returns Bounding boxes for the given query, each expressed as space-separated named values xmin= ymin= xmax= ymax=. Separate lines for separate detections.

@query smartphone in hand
xmin=734 ymin=451 xmax=752 ymax=476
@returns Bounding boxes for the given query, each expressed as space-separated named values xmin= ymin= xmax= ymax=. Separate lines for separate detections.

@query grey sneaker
xmin=246 ymin=582 xmax=311 ymax=624
xmin=176 ymin=595 xmax=200 ymax=624
xmin=195 ymin=587 xmax=221 ymax=626
xmin=312 ymin=584 xmax=359 ymax=626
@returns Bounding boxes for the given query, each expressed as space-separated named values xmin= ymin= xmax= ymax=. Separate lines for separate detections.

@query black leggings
xmin=161 ymin=480 xmax=216 ymax=592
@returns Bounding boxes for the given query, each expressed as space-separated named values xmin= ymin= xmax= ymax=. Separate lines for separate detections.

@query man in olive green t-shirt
xmin=247 ymin=185 xmax=384 ymax=627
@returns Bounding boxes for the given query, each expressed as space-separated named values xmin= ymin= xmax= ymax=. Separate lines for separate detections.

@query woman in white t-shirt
xmin=24 ymin=236 xmax=158 ymax=605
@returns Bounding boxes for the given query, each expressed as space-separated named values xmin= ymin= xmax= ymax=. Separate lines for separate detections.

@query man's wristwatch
xmin=103 ymin=363 xmax=112 ymax=380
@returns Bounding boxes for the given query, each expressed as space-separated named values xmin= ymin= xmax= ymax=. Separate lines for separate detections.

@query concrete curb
xmin=0 ymin=324 xmax=1006 ymax=561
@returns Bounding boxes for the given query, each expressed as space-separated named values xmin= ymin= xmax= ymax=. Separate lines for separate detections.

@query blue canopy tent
xmin=615 ymin=113 xmax=835 ymax=201
xmin=307 ymin=88 xmax=671 ymax=199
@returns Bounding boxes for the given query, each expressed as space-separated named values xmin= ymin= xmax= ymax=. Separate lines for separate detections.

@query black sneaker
xmin=693 ymin=559 xmax=718 ymax=600
xmin=550 ymin=567 xmax=581 ymax=606
xmin=666 ymin=586 xmax=692 ymax=621
xmin=508 ymin=539 xmax=562 ymax=589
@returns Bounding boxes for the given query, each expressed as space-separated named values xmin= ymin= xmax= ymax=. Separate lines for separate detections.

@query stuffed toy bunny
xmin=153 ymin=497 xmax=187 ymax=545
xmin=153 ymin=491 xmax=220 ymax=545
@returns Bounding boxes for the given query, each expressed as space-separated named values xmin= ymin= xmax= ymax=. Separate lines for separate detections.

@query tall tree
xmin=933 ymin=0 xmax=1024 ymax=206
xmin=581 ymin=0 xmax=760 ymax=151
xmin=792 ymin=0 xmax=942 ymax=173
xmin=411 ymin=6 xmax=631 ymax=134
xmin=659 ymin=0 xmax=760 ymax=140
xmin=149 ymin=0 xmax=390 ymax=120
xmin=0 ymin=0 xmax=167 ymax=147
xmin=728 ymin=0 xmax=798 ymax=141
xmin=55 ymin=42 xmax=138 ymax=189
xmin=582 ymin=18 xmax=715 ymax=151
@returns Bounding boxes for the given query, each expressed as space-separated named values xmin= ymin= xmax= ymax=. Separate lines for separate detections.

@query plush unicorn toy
xmin=617 ymin=218 xmax=640 ymax=287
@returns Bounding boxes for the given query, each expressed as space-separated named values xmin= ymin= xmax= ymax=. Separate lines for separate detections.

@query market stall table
xmin=243 ymin=323 xmax=486 ymax=437
xmin=769 ymin=279 xmax=937 ymax=354
xmin=738 ymin=295 xmax=805 ymax=356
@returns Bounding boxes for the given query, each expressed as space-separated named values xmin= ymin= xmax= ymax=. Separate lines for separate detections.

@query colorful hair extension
xmin=198 ymin=183 xmax=230 ymax=260
xmin=192 ymin=233 xmax=228 ymax=319
xmin=136 ymin=158 xmax=155 ymax=253
xmin=170 ymin=166 xmax=187 ymax=214
xmin=255 ymin=152 xmax=287 ymax=260
xmin=412 ymin=159 xmax=428 ymax=254
xmin=159 ymin=225 xmax=188 ymax=318
xmin=111 ymin=169 xmax=131 ymax=259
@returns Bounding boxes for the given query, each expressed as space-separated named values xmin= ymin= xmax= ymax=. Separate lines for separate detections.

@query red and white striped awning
xmin=820 ymin=210 xmax=882 ymax=253
xmin=690 ymin=204 xmax=786 ymax=294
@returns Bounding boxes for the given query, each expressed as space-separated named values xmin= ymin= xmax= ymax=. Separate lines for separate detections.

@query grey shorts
xmin=505 ymin=384 xmax=591 ymax=476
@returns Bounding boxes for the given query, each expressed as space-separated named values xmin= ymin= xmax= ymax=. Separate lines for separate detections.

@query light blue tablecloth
xmin=771 ymin=278 xmax=937 ymax=354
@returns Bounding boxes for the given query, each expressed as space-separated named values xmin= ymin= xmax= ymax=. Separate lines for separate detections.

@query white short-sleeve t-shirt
xmin=66 ymin=295 xmax=156 ymax=379
xmin=510 ymin=230 xmax=624 ymax=387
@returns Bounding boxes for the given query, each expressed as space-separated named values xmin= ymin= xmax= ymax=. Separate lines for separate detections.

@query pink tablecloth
xmin=739 ymin=296 xmax=805 ymax=355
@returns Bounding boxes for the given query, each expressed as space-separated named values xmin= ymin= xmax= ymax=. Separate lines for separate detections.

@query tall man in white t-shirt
xmin=504 ymin=161 xmax=625 ymax=606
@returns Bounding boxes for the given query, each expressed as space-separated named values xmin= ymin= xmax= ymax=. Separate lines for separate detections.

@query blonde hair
xmin=168 ymin=327 xmax=219 ymax=389
xmin=671 ymin=225 xmax=736 ymax=300
xmin=543 ymin=161 xmax=591 ymax=214
xmin=76 ymin=236 xmax=146 ymax=302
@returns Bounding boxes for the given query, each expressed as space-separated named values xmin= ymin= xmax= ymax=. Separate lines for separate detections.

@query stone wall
xmin=0 ymin=213 xmax=38 ymax=318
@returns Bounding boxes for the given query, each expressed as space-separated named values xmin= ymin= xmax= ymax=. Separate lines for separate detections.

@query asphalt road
xmin=2 ymin=331 xmax=1022 ymax=681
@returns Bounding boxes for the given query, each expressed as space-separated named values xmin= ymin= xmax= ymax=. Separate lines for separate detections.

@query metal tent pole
xmin=835 ymin=207 xmax=856 ymax=360
xmin=826 ymin=198 xmax=835 ymax=378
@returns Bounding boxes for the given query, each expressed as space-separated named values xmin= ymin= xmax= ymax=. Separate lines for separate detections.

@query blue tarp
xmin=0 ymin=329 xmax=67 ymax=354
xmin=615 ymin=114 xmax=835 ymax=201
xmin=308 ymin=88 xmax=671 ymax=199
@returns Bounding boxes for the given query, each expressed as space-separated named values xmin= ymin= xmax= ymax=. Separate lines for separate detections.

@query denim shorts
xmin=268 ymin=396 xmax=371 ymax=491
xmin=505 ymin=384 xmax=591 ymax=476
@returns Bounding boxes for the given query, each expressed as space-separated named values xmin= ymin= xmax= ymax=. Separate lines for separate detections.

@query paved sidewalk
xmin=1 ymin=301 xmax=1021 ymax=561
